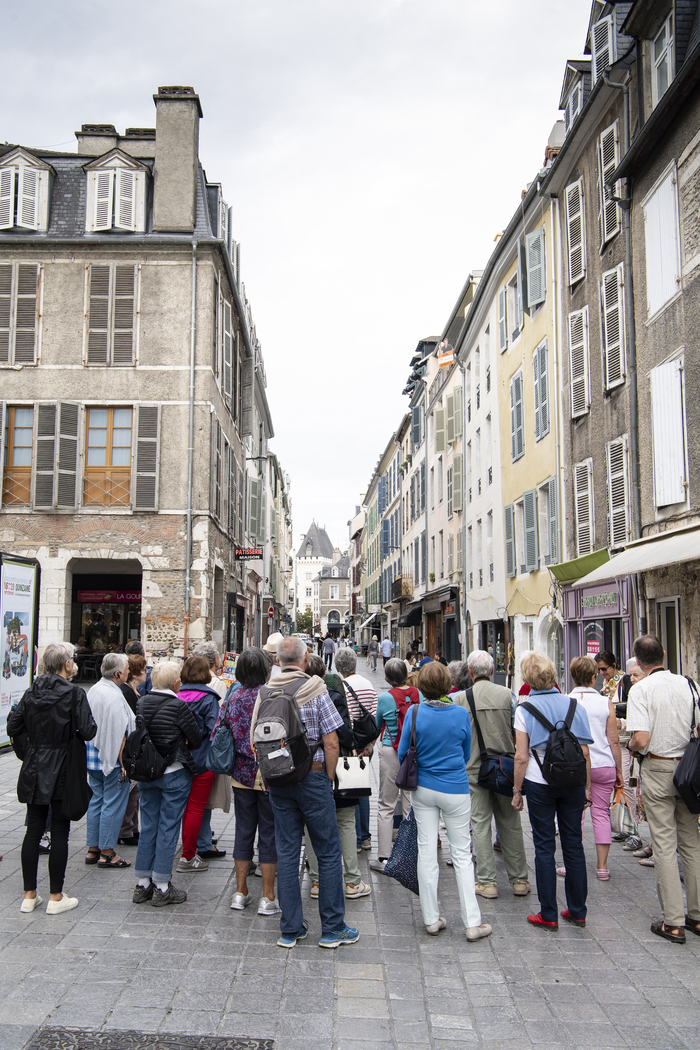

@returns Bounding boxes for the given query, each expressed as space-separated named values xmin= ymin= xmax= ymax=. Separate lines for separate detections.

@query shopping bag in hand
xmin=383 ymin=807 xmax=419 ymax=895
xmin=609 ymin=786 xmax=638 ymax=837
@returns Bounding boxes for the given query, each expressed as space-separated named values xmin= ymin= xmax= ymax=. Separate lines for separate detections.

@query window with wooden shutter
xmin=532 ymin=339 xmax=549 ymax=442
xmin=456 ymin=529 xmax=463 ymax=573
xmin=510 ymin=371 xmax=524 ymax=462
xmin=410 ymin=474 xmax=415 ymax=521
xmin=601 ymin=264 xmax=625 ymax=389
xmin=643 ymin=164 xmax=681 ymax=317
xmin=1 ymin=404 xmax=33 ymax=507
xmin=116 ymin=170 xmax=137 ymax=231
xmin=113 ymin=266 xmax=136 ymax=364
xmin=447 ymin=465 xmax=453 ymax=518
xmin=260 ymin=483 xmax=267 ymax=542
xmin=241 ymin=357 xmax=254 ymax=436
xmin=523 ymin=489 xmax=539 ymax=572
xmin=133 ymin=404 xmax=159 ymax=511
xmin=453 ymin=386 xmax=463 ymax=437
xmin=221 ymin=439 xmax=229 ymax=531
xmin=453 ymin=453 xmax=463 ymax=512
xmin=84 ymin=406 xmax=132 ymax=506
xmin=0 ymin=159 xmax=49 ymax=231
xmin=498 ymin=287 xmax=507 ymax=352
xmin=526 ymin=228 xmax=546 ymax=308
xmin=592 ymin=15 xmax=614 ymax=83
xmin=565 ymin=179 xmax=586 ymax=285
xmin=222 ymin=298 xmax=233 ymax=407
xmin=33 ymin=402 xmax=57 ymax=510
xmin=411 ymin=404 xmax=421 ymax=448
xmin=568 ymin=307 xmax=590 ymax=418
xmin=574 ymin=459 xmax=594 ymax=556
xmin=229 ymin=451 xmax=238 ymax=537
xmin=564 ymin=81 xmax=583 ymax=132
xmin=421 ymin=531 xmax=427 ymax=582
xmin=504 ymin=504 xmax=516 ymax=578
xmin=18 ymin=167 xmax=39 ymax=230
xmin=447 ymin=532 xmax=454 ymax=576
xmin=378 ymin=474 xmax=387 ymax=514
xmin=87 ymin=263 xmax=137 ymax=366
xmin=651 ymin=359 xmax=686 ymax=506
xmin=93 ymin=171 xmax=114 ymax=231
xmin=56 ymin=402 xmax=80 ymax=509
xmin=0 ymin=168 xmax=15 ymax=229
xmin=434 ymin=407 xmax=446 ymax=452
xmin=446 ymin=394 xmax=455 ymax=444
xmin=420 ymin=461 xmax=426 ymax=511
xmin=606 ymin=436 xmax=630 ymax=548
xmin=0 ymin=263 xmax=39 ymax=365
xmin=87 ymin=168 xmax=146 ymax=233
xmin=598 ymin=122 xmax=621 ymax=244
xmin=546 ymin=476 xmax=558 ymax=564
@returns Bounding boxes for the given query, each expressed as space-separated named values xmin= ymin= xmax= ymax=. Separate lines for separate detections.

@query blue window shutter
xmin=526 ymin=228 xmax=546 ymax=308
xmin=382 ymin=518 xmax=390 ymax=561
xmin=511 ymin=372 xmax=524 ymax=461
xmin=539 ymin=341 xmax=549 ymax=438
xmin=504 ymin=505 xmax=516 ymax=578
xmin=420 ymin=462 xmax=426 ymax=511
xmin=421 ymin=531 xmax=427 ymax=583
xmin=523 ymin=489 xmax=539 ymax=572
xmin=378 ymin=474 xmax=387 ymax=514
xmin=547 ymin=476 xmax=558 ymax=564
xmin=412 ymin=405 xmax=421 ymax=448
xmin=533 ymin=352 xmax=541 ymax=442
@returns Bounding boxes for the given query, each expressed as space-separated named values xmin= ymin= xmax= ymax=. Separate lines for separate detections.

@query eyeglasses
xmin=597 ymin=665 xmax=611 ymax=673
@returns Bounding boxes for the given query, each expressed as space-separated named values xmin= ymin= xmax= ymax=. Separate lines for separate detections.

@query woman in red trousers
xmin=176 ymin=657 xmax=221 ymax=873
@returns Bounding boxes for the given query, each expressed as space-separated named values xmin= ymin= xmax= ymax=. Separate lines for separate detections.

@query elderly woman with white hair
xmin=85 ymin=653 xmax=136 ymax=869
xmin=132 ymin=661 xmax=202 ymax=907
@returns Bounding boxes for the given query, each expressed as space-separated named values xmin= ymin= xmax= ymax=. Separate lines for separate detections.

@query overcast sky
xmin=4 ymin=0 xmax=591 ymax=553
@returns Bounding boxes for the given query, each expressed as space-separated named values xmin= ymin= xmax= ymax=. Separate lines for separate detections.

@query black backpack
xmin=521 ymin=698 xmax=587 ymax=788
xmin=253 ymin=677 xmax=313 ymax=785
xmin=122 ymin=706 xmax=172 ymax=783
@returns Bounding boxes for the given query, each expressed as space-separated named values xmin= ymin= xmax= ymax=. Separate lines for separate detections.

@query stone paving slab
xmin=2 ymin=686 xmax=700 ymax=1050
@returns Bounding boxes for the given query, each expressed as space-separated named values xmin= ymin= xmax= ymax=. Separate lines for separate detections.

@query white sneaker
xmin=20 ymin=894 xmax=42 ymax=913
xmin=345 ymin=880 xmax=371 ymax=898
xmin=310 ymin=882 xmax=319 ymax=899
xmin=257 ymin=896 xmax=281 ymax=916
xmin=230 ymin=892 xmax=252 ymax=910
xmin=176 ymin=854 xmax=209 ymax=873
xmin=46 ymin=895 xmax=79 ymax=915
xmin=369 ymin=859 xmax=387 ymax=873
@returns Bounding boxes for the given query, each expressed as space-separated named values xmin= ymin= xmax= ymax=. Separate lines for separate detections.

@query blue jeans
xmin=525 ymin=779 xmax=587 ymax=923
xmin=269 ymin=771 xmax=345 ymax=935
xmin=197 ymin=807 xmax=212 ymax=852
xmin=135 ymin=768 xmax=193 ymax=883
xmin=355 ymin=796 xmax=370 ymax=847
xmin=86 ymin=767 xmax=131 ymax=850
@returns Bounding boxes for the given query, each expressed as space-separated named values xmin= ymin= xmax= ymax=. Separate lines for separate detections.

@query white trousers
xmin=412 ymin=786 xmax=482 ymax=930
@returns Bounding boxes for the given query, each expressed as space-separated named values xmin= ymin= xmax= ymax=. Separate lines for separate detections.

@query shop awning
xmin=398 ymin=605 xmax=422 ymax=628
xmin=576 ymin=524 xmax=700 ymax=586
xmin=358 ymin=612 xmax=378 ymax=630
xmin=548 ymin=549 xmax=610 ymax=584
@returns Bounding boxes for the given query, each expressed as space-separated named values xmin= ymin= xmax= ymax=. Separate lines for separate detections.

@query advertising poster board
xmin=1 ymin=554 xmax=41 ymax=748
xmin=221 ymin=652 xmax=238 ymax=684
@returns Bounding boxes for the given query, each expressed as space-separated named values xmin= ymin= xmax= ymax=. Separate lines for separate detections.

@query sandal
xmin=685 ymin=915 xmax=700 ymax=937
xmin=596 ymin=868 xmax=610 ymax=881
xmin=633 ymin=844 xmax=653 ymax=859
xmin=97 ymin=851 xmax=131 ymax=869
xmin=85 ymin=848 xmax=101 ymax=865
xmin=638 ymin=857 xmax=655 ymax=867
xmin=650 ymin=919 xmax=685 ymax=944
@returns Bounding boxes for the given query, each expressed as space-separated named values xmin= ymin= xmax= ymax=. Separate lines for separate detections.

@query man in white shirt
xmin=627 ymin=634 xmax=700 ymax=944
xmin=380 ymin=636 xmax=394 ymax=668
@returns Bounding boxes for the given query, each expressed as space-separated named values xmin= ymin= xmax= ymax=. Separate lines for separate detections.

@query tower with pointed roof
xmin=292 ymin=522 xmax=334 ymax=627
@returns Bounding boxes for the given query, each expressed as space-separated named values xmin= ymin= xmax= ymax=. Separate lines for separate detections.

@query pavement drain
xmin=22 ymin=1029 xmax=274 ymax=1050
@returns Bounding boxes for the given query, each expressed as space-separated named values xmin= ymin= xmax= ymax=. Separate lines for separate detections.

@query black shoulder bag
xmin=464 ymin=688 xmax=517 ymax=797
xmin=343 ymin=679 xmax=380 ymax=751
xmin=673 ymin=678 xmax=700 ymax=814
xmin=62 ymin=686 xmax=93 ymax=821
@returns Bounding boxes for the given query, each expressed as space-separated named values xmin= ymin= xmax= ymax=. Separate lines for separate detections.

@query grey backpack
xmin=253 ymin=677 xmax=314 ymax=784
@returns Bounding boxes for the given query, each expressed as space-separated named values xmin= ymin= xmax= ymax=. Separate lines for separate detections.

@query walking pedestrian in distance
xmin=367 ymin=636 xmax=379 ymax=673
xmin=322 ymin=633 xmax=336 ymax=671
xmin=380 ymin=635 xmax=394 ymax=668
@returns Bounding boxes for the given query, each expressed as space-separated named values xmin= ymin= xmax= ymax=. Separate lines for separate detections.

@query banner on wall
xmin=1 ymin=554 xmax=41 ymax=748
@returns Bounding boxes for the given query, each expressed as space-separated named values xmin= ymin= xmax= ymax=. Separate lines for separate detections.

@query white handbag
xmin=334 ymin=755 xmax=371 ymax=799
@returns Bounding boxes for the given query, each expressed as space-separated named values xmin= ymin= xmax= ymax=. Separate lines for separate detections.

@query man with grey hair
xmin=193 ymin=641 xmax=227 ymax=699
xmin=335 ymin=647 xmax=378 ymax=852
xmin=454 ymin=650 xmax=530 ymax=899
xmin=85 ymin=653 xmax=135 ymax=868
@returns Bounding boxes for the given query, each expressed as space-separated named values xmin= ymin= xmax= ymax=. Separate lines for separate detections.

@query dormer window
xmin=564 ymin=80 xmax=583 ymax=133
xmin=332 ymin=567 xmax=338 ymax=577
xmin=652 ymin=15 xmax=674 ymax=107
xmin=84 ymin=150 xmax=148 ymax=233
xmin=0 ymin=149 xmax=53 ymax=232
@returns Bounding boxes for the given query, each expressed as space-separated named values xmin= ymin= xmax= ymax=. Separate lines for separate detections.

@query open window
xmin=84 ymin=150 xmax=149 ymax=233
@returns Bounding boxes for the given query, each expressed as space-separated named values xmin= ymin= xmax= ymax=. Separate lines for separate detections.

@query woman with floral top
xmin=595 ymin=651 xmax=624 ymax=702
xmin=214 ymin=647 xmax=280 ymax=916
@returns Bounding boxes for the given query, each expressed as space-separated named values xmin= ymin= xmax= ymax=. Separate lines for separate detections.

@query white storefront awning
xmin=358 ymin=612 xmax=378 ymax=630
xmin=576 ymin=523 xmax=700 ymax=586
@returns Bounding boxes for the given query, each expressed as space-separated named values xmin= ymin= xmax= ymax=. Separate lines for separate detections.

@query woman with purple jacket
xmin=175 ymin=656 xmax=220 ymax=874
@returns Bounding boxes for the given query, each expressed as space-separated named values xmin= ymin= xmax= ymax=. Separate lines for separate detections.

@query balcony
xmin=391 ymin=574 xmax=414 ymax=600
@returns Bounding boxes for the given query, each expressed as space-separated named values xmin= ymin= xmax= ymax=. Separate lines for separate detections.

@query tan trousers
xmin=468 ymin=779 xmax=528 ymax=886
xmin=640 ymin=758 xmax=700 ymax=927
xmin=377 ymin=744 xmax=411 ymax=859
xmin=305 ymin=806 xmax=361 ymax=887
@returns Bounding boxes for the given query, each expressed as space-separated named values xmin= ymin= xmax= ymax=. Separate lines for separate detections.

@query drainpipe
xmin=183 ymin=241 xmax=197 ymax=657
xmin=458 ymin=359 xmax=468 ymax=657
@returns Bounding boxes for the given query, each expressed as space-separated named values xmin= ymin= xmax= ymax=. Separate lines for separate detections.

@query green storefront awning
xmin=548 ymin=549 xmax=610 ymax=584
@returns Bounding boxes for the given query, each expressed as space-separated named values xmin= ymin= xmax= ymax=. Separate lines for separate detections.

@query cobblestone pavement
xmin=1 ymin=673 xmax=700 ymax=1050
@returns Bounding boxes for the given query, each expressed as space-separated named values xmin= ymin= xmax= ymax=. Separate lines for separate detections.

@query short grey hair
xmin=277 ymin=636 xmax=306 ymax=666
xmin=101 ymin=653 xmax=128 ymax=680
xmin=193 ymin=641 xmax=220 ymax=669
xmin=384 ymin=658 xmax=407 ymax=686
xmin=151 ymin=660 xmax=182 ymax=691
xmin=335 ymin=648 xmax=357 ymax=677
xmin=447 ymin=660 xmax=465 ymax=686
xmin=42 ymin=642 xmax=75 ymax=675
xmin=626 ymin=657 xmax=639 ymax=673
xmin=467 ymin=650 xmax=494 ymax=678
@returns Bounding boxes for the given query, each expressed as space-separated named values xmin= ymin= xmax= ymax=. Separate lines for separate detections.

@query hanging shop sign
xmin=235 ymin=548 xmax=264 ymax=561
xmin=77 ymin=590 xmax=142 ymax=603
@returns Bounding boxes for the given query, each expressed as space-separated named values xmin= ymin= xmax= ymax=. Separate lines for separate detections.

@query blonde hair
xmin=570 ymin=655 xmax=598 ymax=687
xmin=151 ymin=660 xmax=181 ymax=691
xmin=521 ymin=652 xmax=557 ymax=691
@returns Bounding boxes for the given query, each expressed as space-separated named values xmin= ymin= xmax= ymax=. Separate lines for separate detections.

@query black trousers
xmin=22 ymin=797 xmax=71 ymax=894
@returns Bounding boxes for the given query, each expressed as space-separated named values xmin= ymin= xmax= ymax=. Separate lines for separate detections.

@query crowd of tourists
xmin=6 ymin=629 xmax=700 ymax=947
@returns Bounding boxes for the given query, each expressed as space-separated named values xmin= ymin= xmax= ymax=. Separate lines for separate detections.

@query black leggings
xmin=22 ymin=799 xmax=71 ymax=894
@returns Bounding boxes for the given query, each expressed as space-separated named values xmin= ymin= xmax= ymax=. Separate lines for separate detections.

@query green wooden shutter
xmin=504 ymin=505 xmax=516 ymax=578
xmin=523 ymin=489 xmax=539 ymax=572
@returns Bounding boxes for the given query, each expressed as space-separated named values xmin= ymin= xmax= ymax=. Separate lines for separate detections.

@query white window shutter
xmin=32 ymin=401 xmax=57 ymax=509
xmin=222 ymin=439 xmax=229 ymax=532
xmin=651 ymin=359 xmax=686 ymax=506
xmin=229 ymin=450 xmax=238 ymax=537
xmin=498 ymin=287 xmax=507 ymax=351
xmin=241 ymin=357 xmax=254 ymax=436
xmin=566 ymin=179 xmax=586 ymax=285
xmin=602 ymin=264 xmax=625 ymax=389
xmin=411 ymin=405 xmax=421 ymax=448
xmin=447 ymin=533 xmax=454 ymax=576
xmin=526 ymin=228 xmax=546 ymax=308
xmin=574 ymin=460 xmax=594 ymax=556
xmin=453 ymin=386 xmax=463 ymax=437
xmin=446 ymin=393 xmax=455 ymax=444
xmin=504 ymin=505 xmax=516 ymax=578
xmin=93 ymin=170 xmax=113 ymax=231
xmin=18 ymin=167 xmax=39 ymax=230
xmin=538 ymin=340 xmax=549 ymax=438
xmin=643 ymin=167 xmax=681 ymax=317
xmin=0 ymin=167 xmax=15 ymax=229
xmin=453 ymin=453 xmax=463 ymax=512
xmin=260 ymin=483 xmax=267 ymax=542
xmin=533 ymin=351 xmax=541 ymax=442
xmin=547 ymin=477 xmax=558 ymax=564
xmin=606 ymin=436 xmax=630 ymax=547
xmin=456 ymin=529 xmax=463 ymax=572
xmin=592 ymin=15 xmax=614 ymax=82
xmin=115 ymin=170 xmax=136 ymax=231
xmin=133 ymin=405 xmax=160 ymax=510
xmin=569 ymin=308 xmax=590 ymax=418
xmin=14 ymin=263 xmax=39 ymax=364
xmin=523 ymin=489 xmax=539 ymax=571
xmin=435 ymin=407 xmax=446 ymax=452
xmin=222 ymin=298 xmax=233 ymax=405
xmin=56 ymin=402 xmax=80 ymax=509
xmin=87 ymin=264 xmax=111 ymax=364
xmin=113 ymin=266 xmax=136 ymax=364
xmin=0 ymin=263 xmax=11 ymax=363
xmin=599 ymin=123 xmax=621 ymax=243
xmin=248 ymin=476 xmax=259 ymax=540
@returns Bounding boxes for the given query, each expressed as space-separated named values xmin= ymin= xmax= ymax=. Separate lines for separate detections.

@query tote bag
xmin=384 ymin=807 xmax=419 ymax=895
xmin=62 ymin=687 xmax=93 ymax=822
xmin=334 ymin=755 xmax=371 ymax=799
xmin=609 ymin=786 xmax=638 ymax=837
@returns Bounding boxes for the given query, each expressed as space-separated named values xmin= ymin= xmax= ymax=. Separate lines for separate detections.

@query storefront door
xmin=657 ymin=598 xmax=681 ymax=674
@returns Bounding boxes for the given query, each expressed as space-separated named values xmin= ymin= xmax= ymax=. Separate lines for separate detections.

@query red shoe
xmin=561 ymin=909 xmax=586 ymax=927
xmin=527 ymin=912 xmax=558 ymax=929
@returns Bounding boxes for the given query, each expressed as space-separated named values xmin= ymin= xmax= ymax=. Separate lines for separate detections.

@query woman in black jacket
xmin=7 ymin=642 xmax=96 ymax=915
xmin=132 ymin=661 xmax=202 ymax=907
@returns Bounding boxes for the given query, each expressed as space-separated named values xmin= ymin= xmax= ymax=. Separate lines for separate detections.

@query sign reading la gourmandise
xmin=581 ymin=591 xmax=618 ymax=609
xmin=235 ymin=548 xmax=263 ymax=560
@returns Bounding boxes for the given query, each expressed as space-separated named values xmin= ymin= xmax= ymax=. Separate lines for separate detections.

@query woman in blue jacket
xmin=398 ymin=661 xmax=491 ymax=942
xmin=175 ymin=656 xmax=221 ymax=873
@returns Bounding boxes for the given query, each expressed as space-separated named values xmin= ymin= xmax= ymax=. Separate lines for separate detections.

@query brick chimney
xmin=152 ymin=86 xmax=203 ymax=233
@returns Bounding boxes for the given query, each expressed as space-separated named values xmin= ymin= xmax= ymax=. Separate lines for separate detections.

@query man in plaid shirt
xmin=253 ymin=636 xmax=360 ymax=950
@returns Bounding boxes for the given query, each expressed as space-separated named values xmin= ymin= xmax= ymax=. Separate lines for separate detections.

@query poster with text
xmin=1 ymin=559 xmax=38 ymax=747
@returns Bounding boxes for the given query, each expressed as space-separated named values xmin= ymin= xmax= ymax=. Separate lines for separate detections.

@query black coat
xmin=120 ymin=682 xmax=140 ymax=714
xmin=7 ymin=675 xmax=97 ymax=805
xmin=137 ymin=690 xmax=202 ymax=775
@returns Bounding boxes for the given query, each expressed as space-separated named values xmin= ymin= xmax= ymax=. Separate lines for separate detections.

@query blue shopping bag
xmin=383 ymin=807 xmax=419 ymax=895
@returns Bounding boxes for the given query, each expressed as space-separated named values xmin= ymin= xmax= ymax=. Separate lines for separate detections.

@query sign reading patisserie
xmin=235 ymin=548 xmax=263 ymax=560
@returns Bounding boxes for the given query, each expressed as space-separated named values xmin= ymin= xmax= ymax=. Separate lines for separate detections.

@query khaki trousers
xmin=305 ymin=805 xmax=361 ymax=886
xmin=378 ymin=744 xmax=411 ymax=859
xmin=641 ymin=758 xmax=700 ymax=927
xmin=468 ymin=778 xmax=528 ymax=886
